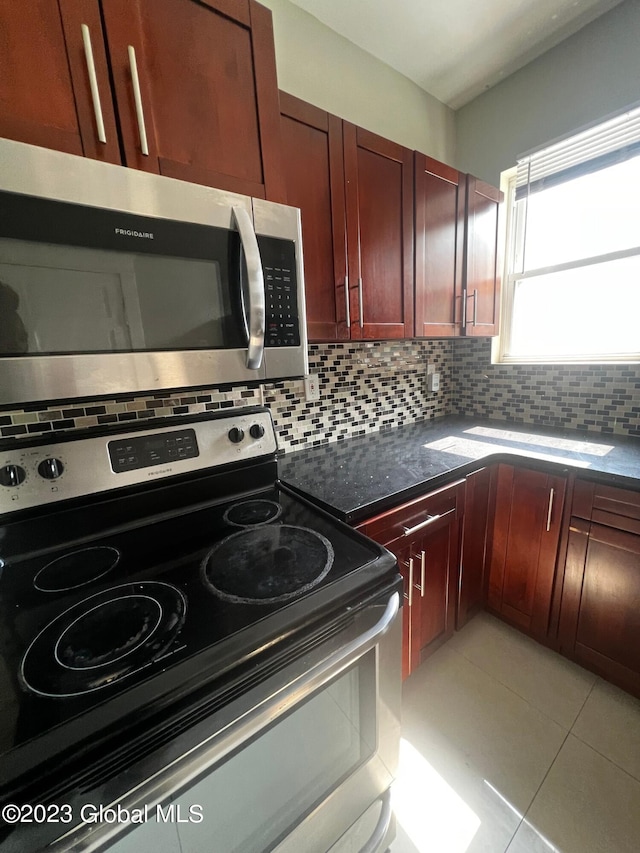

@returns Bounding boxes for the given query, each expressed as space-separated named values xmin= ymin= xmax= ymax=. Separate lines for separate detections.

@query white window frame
xmin=494 ymin=158 xmax=640 ymax=366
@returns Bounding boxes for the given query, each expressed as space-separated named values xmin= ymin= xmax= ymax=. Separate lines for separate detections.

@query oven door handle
xmin=233 ymin=205 xmax=265 ymax=370
xmin=359 ymin=789 xmax=393 ymax=853
xmin=49 ymin=592 xmax=400 ymax=853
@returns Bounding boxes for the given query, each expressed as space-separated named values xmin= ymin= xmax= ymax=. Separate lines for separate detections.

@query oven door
xmin=40 ymin=589 xmax=401 ymax=853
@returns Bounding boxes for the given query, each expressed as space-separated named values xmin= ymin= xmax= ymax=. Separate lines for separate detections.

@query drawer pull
xmin=403 ymin=507 xmax=455 ymax=538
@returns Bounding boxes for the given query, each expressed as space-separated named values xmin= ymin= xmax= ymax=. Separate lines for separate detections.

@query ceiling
xmin=288 ymin=0 xmax=624 ymax=109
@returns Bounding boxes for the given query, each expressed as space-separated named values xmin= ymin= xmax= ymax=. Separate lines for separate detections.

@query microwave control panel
xmin=259 ymin=236 xmax=300 ymax=348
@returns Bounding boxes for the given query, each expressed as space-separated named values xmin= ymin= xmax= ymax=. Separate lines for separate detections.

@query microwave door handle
xmin=232 ymin=206 xmax=265 ymax=370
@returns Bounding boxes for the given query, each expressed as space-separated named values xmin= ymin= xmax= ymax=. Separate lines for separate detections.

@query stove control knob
xmin=38 ymin=457 xmax=64 ymax=480
xmin=0 ymin=464 xmax=26 ymax=487
xmin=228 ymin=427 xmax=245 ymax=444
xmin=249 ymin=423 xmax=265 ymax=440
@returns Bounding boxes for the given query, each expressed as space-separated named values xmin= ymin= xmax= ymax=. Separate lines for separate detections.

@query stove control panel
xmin=109 ymin=429 xmax=198 ymax=473
xmin=0 ymin=409 xmax=277 ymax=513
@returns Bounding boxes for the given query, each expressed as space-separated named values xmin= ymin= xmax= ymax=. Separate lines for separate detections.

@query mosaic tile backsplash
xmin=452 ymin=338 xmax=640 ymax=437
xmin=0 ymin=337 xmax=637 ymax=450
xmin=0 ymin=341 xmax=453 ymax=453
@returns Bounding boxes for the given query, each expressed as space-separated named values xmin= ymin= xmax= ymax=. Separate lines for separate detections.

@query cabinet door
xmin=0 ymin=0 xmax=120 ymax=162
xmin=458 ymin=466 xmax=494 ymax=629
xmin=411 ymin=511 xmax=460 ymax=662
xmin=279 ymin=94 xmax=349 ymax=342
xmin=414 ymin=155 xmax=465 ymax=337
xmin=488 ymin=465 xmax=566 ymax=640
xmin=344 ymin=124 xmax=414 ymax=339
xmin=357 ymin=480 xmax=463 ymax=678
xmin=559 ymin=512 xmax=640 ymax=698
xmin=463 ymin=176 xmax=502 ymax=336
xmin=102 ymin=0 xmax=285 ymax=200
xmin=385 ymin=542 xmax=420 ymax=680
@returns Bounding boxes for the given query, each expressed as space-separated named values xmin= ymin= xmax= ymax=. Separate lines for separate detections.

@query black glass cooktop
xmin=0 ymin=481 xmax=393 ymax=788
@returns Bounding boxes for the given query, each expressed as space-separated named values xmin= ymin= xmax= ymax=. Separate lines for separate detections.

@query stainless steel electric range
xmin=0 ymin=408 xmax=401 ymax=853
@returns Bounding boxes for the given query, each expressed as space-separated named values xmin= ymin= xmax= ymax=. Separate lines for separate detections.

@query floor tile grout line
xmin=500 ymin=680 xmax=582 ymax=852
xmin=509 ymin=725 xmax=574 ymax=848
xmin=562 ymin=675 xmax=640 ymax=784
xmin=507 ymin=676 xmax=620 ymax=851
xmin=447 ymin=644 xmax=588 ymax=732
xmin=438 ymin=645 xmax=568 ymax=853
xmin=446 ymin=630 xmax=583 ymax=853
xmin=569 ymin=731 xmax=640 ymax=786
xmin=568 ymin=676 xmax=598 ymax=733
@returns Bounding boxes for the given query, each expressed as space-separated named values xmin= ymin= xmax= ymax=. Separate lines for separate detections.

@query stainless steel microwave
xmin=0 ymin=138 xmax=308 ymax=406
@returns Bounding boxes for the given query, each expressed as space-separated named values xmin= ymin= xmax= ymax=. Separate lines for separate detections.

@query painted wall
xmin=456 ymin=0 xmax=640 ymax=184
xmin=259 ymin=0 xmax=456 ymax=163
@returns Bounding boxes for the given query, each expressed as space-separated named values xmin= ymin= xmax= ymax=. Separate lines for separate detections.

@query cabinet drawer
xmin=573 ymin=480 xmax=640 ymax=535
xmin=357 ymin=480 xmax=464 ymax=548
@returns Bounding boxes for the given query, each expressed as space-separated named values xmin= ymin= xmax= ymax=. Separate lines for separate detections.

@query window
xmin=498 ymin=106 xmax=640 ymax=364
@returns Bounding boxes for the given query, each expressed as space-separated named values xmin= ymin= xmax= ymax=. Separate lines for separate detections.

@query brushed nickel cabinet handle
xmin=472 ymin=288 xmax=478 ymax=326
xmin=546 ymin=487 xmax=555 ymax=532
xmin=358 ymin=277 xmax=364 ymax=328
xmin=344 ymin=274 xmax=351 ymax=327
xmin=402 ymin=507 xmax=455 ymax=538
xmin=420 ymin=550 xmax=426 ymax=597
xmin=81 ymin=24 xmax=107 ymax=144
xmin=128 ymin=45 xmax=149 ymax=155
xmin=408 ymin=557 xmax=414 ymax=607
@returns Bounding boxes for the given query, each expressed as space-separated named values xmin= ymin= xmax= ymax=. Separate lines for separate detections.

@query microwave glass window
xmin=132 ymin=255 xmax=237 ymax=349
xmin=0 ymin=238 xmax=243 ymax=354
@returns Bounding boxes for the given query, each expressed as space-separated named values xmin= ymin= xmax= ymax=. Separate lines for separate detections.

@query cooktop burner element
xmin=21 ymin=582 xmax=186 ymax=697
xmin=223 ymin=499 xmax=282 ymax=527
xmin=34 ymin=546 xmax=121 ymax=592
xmin=202 ymin=525 xmax=334 ymax=604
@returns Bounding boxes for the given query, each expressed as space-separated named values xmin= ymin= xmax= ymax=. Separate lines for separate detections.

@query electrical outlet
xmin=304 ymin=374 xmax=320 ymax=402
xmin=427 ymin=372 xmax=441 ymax=392
xmin=426 ymin=362 xmax=436 ymax=375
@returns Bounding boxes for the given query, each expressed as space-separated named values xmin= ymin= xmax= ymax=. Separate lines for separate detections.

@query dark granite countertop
xmin=278 ymin=417 xmax=640 ymax=524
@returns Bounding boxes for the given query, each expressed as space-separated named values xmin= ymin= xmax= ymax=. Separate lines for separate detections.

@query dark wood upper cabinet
xmin=283 ymin=106 xmax=415 ymax=343
xmin=414 ymin=160 xmax=502 ymax=339
xmin=101 ymin=0 xmax=285 ymax=200
xmin=279 ymin=93 xmax=349 ymax=342
xmin=344 ymin=124 xmax=414 ymax=340
xmin=1 ymin=0 xmax=284 ymax=200
xmin=463 ymin=176 xmax=503 ymax=336
xmin=414 ymin=155 xmax=465 ymax=337
xmin=0 ymin=0 xmax=120 ymax=163
xmin=488 ymin=464 xmax=566 ymax=641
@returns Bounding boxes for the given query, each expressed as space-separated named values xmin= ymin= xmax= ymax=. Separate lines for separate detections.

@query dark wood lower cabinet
xmin=487 ymin=464 xmax=566 ymax=642
xmin=558 ymin=482 xmax=640 ymax=698
xmin=357 ymin=481 xmax=464 ymax=679
xmin=457 ymin=466 xmax=495 ymax=628
xmin=355 ymin=466 xmax=640 ymax=700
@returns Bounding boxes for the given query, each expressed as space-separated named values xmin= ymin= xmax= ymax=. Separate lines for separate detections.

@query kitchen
xmin=0 ymin=0 xmax=639 ymax=851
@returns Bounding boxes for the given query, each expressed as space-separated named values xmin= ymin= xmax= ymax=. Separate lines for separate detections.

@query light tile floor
xmin=390 ymin=613 xmax=640 ymax=853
